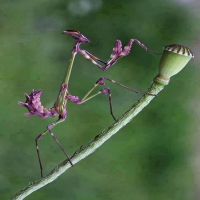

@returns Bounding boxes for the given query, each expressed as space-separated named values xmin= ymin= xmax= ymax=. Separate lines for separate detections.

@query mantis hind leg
xmin=35 ymin=119 xmax=73 ymax=177
xmin=66 ymin=76 xmax=156 ymax=122
xmin=35 ymin=132 xmax=47 ymax=177
xmin=47 ymin=124 xmax=73 ymax=167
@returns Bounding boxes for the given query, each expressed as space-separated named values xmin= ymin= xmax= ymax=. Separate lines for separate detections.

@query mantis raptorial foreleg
xmin=64 ymin=30 xmax=158 ymax=71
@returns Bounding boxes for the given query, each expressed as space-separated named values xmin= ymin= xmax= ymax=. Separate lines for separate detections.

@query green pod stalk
xmin=154 ymin=44 xmax=194 ymax=85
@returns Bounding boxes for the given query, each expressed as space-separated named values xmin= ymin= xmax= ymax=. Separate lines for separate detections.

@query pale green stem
xmin=10 ymin=79 xmax=165 ymax=200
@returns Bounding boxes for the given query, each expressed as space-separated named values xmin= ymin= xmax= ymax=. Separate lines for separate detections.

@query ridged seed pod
xmin=154 ymin=44 xmax=194 ymax=85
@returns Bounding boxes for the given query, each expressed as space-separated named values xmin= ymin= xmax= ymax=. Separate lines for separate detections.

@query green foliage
xmin=1 ymin=0 xmax=198 ymax=199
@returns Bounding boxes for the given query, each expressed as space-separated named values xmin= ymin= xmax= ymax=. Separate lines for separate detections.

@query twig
xmin=11 ymin=43 xmax=194 ymax=200
xmin=10 ymin=81 xmax=164 ymax=200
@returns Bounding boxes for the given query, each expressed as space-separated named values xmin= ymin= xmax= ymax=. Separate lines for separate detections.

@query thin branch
xmin=11 ymin=42 xmax=194 ymax=200
xmin=10 ymin=81 xmax=164 ymax=200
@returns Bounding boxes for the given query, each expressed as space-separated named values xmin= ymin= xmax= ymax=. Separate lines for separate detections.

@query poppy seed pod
xmin=154 ymin=44 xmax=194 ymax=85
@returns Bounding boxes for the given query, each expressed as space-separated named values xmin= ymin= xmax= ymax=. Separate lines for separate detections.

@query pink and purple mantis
xmin=18 ymin=30 xmax=156 ymax=177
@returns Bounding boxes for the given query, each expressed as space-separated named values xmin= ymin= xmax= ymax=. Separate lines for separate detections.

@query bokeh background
xmin=1 ymin=0 xmax=200 ymax=199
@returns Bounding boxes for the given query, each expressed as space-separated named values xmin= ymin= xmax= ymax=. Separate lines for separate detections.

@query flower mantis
xmin=18 ymin=30 xmax=156 ymax=177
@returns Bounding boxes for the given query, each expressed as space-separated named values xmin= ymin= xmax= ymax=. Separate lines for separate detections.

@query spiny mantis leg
xmin=35 ymin=132 xmax=46 ymax=177
xmin=97 ymin=77 xmax=156 ymax=97
xmin=35 ymin=117 xmax=73 ymax=177
xmin=66 ymin=77 xmax=155 ymax=121
xmin=48 ymin=129 xmax=73 ymax=164
xmin=64 ymin=30 xmax=158 ymax=71
xmin=66 ymin=86 xmax=116 ymax=120
xmin=78 ymin=39 xmax=153 ymax=71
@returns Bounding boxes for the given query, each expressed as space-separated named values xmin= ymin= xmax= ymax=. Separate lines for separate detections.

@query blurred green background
xmin=1 ymin=0 xmax=200 ymax=199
